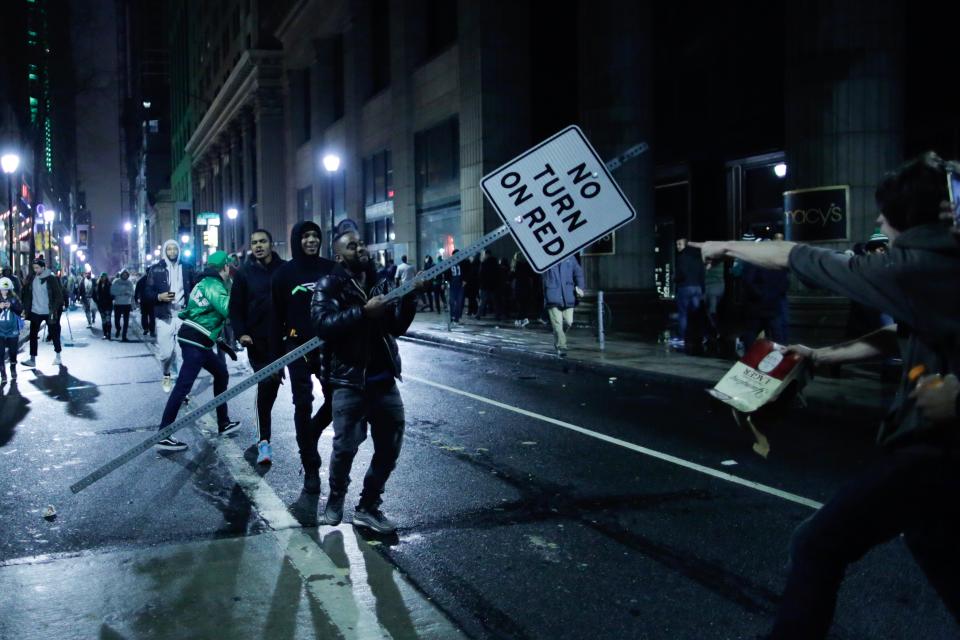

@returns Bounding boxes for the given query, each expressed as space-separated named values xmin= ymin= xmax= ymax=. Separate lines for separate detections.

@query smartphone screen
xmin=948 ymin=171 xmax=960 ymax=229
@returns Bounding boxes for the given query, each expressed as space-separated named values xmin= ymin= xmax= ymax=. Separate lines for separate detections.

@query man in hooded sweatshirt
xmin=146 ymin=240 xmax=196 ymax=392
xmin=229 ymin=229 xmax=286 ymax=465
xmin=694 ymin=152 xmax=960 ymax=639
xmin=20 ymin=257 xmax=64 ymax=368
xmin=110 ymin=270 xmax=135 ymax=342
xmin=270 ymin=221 xmax=336 ymax=493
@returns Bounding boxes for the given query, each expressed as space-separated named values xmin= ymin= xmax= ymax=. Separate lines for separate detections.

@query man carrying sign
xmin=693 ymin=152 xmax=960 ymax=639
xmin=310 ymin=223 xmax=421 ymax=533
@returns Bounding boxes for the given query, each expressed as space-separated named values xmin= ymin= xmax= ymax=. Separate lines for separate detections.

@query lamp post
xmin=226 ymin=207 xmax=238 ymax=254
xmin=1 ymin=153 xmax=20 ymax=272
xmin=322 ymin=154 xmax=341 ymax=258
xmin=43 ymin=209 xmax=55 ymax=268
xmin=123 ymin=221 xmax=136 ymax=271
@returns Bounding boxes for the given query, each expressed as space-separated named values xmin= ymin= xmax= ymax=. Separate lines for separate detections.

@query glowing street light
xmin=226 ymin=207 xmax=238 ymax=220
xmin=153 ymin=249 xmax=160 ymax=257
xmin=70 ymin=244 xmax=78 ymax=252
xmin=322 ymin=154 xmax=340 ymax=173
xmin=774 ymin=163 xmax=787 ymax=178
xmin=63 ymin=234 xmax=72 ymax=244
xmin=184 ymin=249 xmax=192 ymax=258
xmin=123 ymin=221 xmax=133 ymax=232
xmin=0 ymin=154 xmax=19 ymax=175
xmin=44 ymin=210 xmax=55 ymax=224
xmin=181 ymin=234 xmax=190 ymax=244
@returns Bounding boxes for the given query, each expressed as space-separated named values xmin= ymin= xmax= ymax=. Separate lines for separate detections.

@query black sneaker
xmin=323 ymin=492 xmax=345 ymax=525
xmin=218 ymin=420 xmax=241 ymax=436
xmin=156 ymin=437 xmax=188 ymax=451
xmin=353 ymin=505 xmax=397 ymax=534
xmin=303 ymin=467 xmax=321 ymax=495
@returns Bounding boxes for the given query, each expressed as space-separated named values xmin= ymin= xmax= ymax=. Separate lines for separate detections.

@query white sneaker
xmin=21 ymin=357 xmax=36 ymax=368
xmin=162 ymin=375 xmax=173 ymax=393
xmin=52 ymin=354 xmax=61 ymax=366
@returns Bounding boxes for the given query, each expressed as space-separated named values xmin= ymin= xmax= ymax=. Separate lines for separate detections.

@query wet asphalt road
xmin=0 ymin=308 xmax=956 ymax=639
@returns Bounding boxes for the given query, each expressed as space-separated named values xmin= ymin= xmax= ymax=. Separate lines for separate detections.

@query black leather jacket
xmin=310 ymin=263 xmax=418 ymax=390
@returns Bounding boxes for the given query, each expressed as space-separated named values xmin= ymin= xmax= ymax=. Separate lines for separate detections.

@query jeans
xmin=329 ymin=382 xmax=405 ymax=506
xmin=675 ymin=285 xmax=703 ymax=343
xmin=113 ymin=305 xmax=131 ymax=339
xmin=159 ymin=342 xmax=229 ymax=429
xmin=247 ymin=341 xmax=282 ymax=443
xmin=770 ymin=444 xmax=960 ymax=639
xmin=704 ymin=283 xmax=724 ymax=334
xmin=82 ymin=299 xmax=96 ymax=325
xmin=449 ymin=283 xmax=465 ymax=321
xmin=28 ymin=312 xmax=61 ymax=356
xmin=287 ymin=343 xmax=332 ymax=470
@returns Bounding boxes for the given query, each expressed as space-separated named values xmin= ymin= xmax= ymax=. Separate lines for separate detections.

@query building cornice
xmin=185 ymin=50 xmax=284 ymax=163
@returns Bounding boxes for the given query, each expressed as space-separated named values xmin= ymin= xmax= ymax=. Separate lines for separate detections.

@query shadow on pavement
xmin=0 ymin=380 xmax=31 ymax=446
xmin=28 ymin=365 xmax=100 ymax=419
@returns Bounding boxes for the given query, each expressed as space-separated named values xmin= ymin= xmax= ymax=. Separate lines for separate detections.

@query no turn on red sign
xmin=480 ymin=125 xmax=637 ymax=273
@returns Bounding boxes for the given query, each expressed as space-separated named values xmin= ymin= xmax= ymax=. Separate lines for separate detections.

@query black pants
xmin=140 ymin=304 xmax=155 ymax=335
xmin=114 ymin=305 xmax=131 ymax=339
xmin=287 ymin=343 xmax=332 ymax=471
xmin=1 ymin=336 xmax=17 ymax=373
xmin=329 ymin=381 xmax=405 ymax=507
xmin=432 ymin=286 xmax=446 ymax=312
xmin=100 ymin=307 xmax=113 ymax=340
xmin=770 ymin=444 xmax=960 ymax=639
xmin=28 ymin=312 xmax=61 ymax=356
xmin=247 ymin=340 xmax=282 ymax=443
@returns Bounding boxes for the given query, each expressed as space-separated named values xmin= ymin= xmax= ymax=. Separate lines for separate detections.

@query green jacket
xmin=176 ymin=269 xmax=229 ymax=349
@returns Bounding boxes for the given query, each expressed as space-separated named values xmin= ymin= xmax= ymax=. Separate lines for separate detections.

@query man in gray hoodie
xmin=695 ymin=152 xmax=960 ymax=639
xmin=20 ymin=257 xmax=65 ymax=367
xmin=110 ymin=270 xmax=135 ymax=342
xmin=145 ymin=240 xmax=196 ymax=391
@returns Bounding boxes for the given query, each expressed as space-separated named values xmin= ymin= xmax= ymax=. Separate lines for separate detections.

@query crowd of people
xmin=1 ymin=150 xmax=958 ymax=638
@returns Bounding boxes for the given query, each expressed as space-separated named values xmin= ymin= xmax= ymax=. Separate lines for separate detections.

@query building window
xmin=298 ymin=186 xmax=312 ymax=223
xmin=363 ymin=149 xmax=393 ymax=206
xmin=726 ymin=152 xmax=787 ymax=240
xmin=423 ymin=0 xmax=457 ymax=60
xmin=415 ymin=118 xmax=459 ymax=191
xmin=418 ymin=205 xmax=460 ymax=261
xmin=369 ymin=0 xmax=390 ymax=96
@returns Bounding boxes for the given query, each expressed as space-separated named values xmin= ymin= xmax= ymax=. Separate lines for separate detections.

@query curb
xmin=401 ymin=329 xmax=888 ymax=423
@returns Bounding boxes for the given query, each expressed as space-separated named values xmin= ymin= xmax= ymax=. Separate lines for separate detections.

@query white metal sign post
xmin=71 ymin=128 xmax=646 ymax=494
xmin=481 ymin=125 xmax=638 ymax=273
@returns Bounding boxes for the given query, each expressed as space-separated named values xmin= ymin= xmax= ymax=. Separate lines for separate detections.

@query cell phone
xmin=948 ymin=170 xmax=960 ymax=230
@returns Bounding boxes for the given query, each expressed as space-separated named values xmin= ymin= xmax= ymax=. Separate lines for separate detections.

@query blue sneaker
xmin=256 ymin=440 xmax=272 ymax=465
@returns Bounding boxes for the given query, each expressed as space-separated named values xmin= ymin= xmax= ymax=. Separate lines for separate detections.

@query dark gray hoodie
xmin=789 ymin=223 xmax=960 ymax=447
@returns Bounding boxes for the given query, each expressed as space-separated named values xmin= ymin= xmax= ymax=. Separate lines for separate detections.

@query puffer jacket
xmin=0 ymin=294 xmax=23 ymax=338
xmin=177 ymin=268 xmax=230 ymax=349
xmin=310 ymin=263 xmax=418 ymax=389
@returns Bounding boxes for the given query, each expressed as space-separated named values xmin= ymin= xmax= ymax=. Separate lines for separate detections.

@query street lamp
xmin=181 ymin=233 xmax=190 ymax=244
xmin=123 ymin=221 xmax=133 ymax=232
xmin=1 ymin=152 xmax=20 ymax=271
xmin=322 ymin=154 xmax=341 ymax=258
xmin=774 ymin=163 xmax=787 ymax=178
xmin=226 ymin=207 xmax=238 ymax=253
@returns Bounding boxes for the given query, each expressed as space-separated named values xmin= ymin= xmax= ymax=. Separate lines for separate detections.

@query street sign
xmin=481 ymin=125 xmax=637 ymax=273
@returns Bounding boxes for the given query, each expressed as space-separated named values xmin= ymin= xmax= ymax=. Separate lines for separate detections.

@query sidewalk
xmin=403 ymin=313 xmax=895 ymax=421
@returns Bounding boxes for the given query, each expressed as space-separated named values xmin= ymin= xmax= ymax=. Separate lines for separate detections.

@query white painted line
xmin=404 ymin=374 xmax=824 ymax=511
xmin=193 ymin=411 xmax=461 ymax=639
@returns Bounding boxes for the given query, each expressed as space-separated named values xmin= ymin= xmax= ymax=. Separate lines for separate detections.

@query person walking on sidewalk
xmin=146 ymin=240 xmax=196 ymax=392
xmin=693 ymin=151 xmax=960 ymax=639
xmin=94 ymin=273 xmax=114 ymax=341
xmin=229 ymin=229 xmax=286 ymax=466
xmin=20 ymin=258 xmax=64 ymax=367
xmin=155 ymin=251 xmax=241 ymax=451
xmin=311 ymin=226 xmax=421 ymax=533
xmin=478 ymin=250 xmax=500 ymax=319
xmin=464 ymin=254 xmax=480 ymax=317
xmin=420 ymin=256 xmax=435 ymax=311
xmin=134 ymin=271 xmax=155 ymax=336
xmin=110 ymin=270 xmax=135 ymax=342
xmin=78 ymin=272 xmax=96 ymax=328
xmin=448 ymin=249 xmax=465 ymax=323
xmin=394 ymin=255 xmax=415 ymax=289
xmin=542 ymin=254 xmax=584 ymax=358
xmin=270 ymin=221 xmax=336 ymax=492
xmin=0 ymin=277 xmax=22 ymax=382
xmin=674 ymin=238 xmax=705 ymax=351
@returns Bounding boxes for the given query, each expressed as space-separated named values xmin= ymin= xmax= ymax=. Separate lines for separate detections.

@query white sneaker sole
xmin=155 ymin=443 xmax=188 ymax=451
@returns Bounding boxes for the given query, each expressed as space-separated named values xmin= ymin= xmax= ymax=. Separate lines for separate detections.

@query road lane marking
xmin=404 ymin=374 xmax=824 ymax=510
xmin=193 ymin=410 xmax=461 ymax=639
